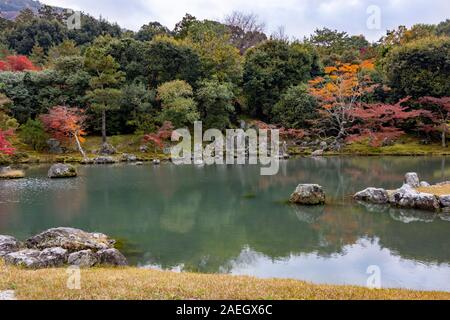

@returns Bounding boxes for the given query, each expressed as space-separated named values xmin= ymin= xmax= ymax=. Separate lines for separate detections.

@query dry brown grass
xmin=0 ymin=169 xmax=25 ymax=179
xmin=0 ymin=262 xmax=449 ymax=300
xmin=416 ymin=184 xmax=450 ymax=196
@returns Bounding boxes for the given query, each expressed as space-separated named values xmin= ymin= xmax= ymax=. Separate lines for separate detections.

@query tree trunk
xmin=441 ymin=129 xmax=447 ymax=148
xmin=73 ymin=132 xmax=86 ymax=159
xmin=102 ymin=109 xmax=107 ymax=144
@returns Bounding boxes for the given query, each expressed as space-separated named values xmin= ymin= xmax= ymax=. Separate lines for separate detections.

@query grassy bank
xmin=2 ymin=134 xmax=449 ymax=165
xmin=0 ymin=262 xmax=448 ymax=300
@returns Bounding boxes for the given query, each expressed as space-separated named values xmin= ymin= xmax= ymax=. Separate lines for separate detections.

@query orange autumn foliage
xmin=40 ymin=106 xmax=87 ymax=145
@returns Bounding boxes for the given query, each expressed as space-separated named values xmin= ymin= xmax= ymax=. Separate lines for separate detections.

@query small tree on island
xmin=143 ymin=121 xmax=174 ymax=153
xmin=40 ymin=106 xmax=87 ymax=158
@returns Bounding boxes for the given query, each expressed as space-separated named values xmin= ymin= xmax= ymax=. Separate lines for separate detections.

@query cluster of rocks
xmin=0 ymin=228 xmax=127 ymax=269
xmin=354 ymin=172 xmax=450 ymax=212
xmin=290 ymin=184 xmax=326 ymax=205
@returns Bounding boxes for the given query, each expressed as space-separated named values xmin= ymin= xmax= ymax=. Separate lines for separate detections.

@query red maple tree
xmin=0 ymin=55 xmax=40 ymax=72
xmin=143 ymin=121 xmax=174 ymax=151
xmin=347 ymin=98 xmax=423 ymax=147
xmin=0 ymin=129 xmax=15 ymax=155
xmin=418 ymin=96 xmax=450 ymax=147
xmin=40 ymin=106 xmax=87 ymax=157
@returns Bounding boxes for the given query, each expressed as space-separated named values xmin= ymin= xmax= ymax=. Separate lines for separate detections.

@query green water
xmin=1 ymin=157 xmax=449 ymax=291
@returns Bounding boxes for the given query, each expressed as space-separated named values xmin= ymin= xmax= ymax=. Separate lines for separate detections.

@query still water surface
xmin=0 ymin=157 xmax=449 ymax=291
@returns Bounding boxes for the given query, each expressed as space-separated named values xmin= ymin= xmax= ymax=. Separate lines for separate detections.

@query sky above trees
xmin=40 ymin=0 xmax=450 ymax=41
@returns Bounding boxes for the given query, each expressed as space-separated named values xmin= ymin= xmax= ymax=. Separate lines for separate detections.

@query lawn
xmin=1 ymin=262 xmax=449 ymax=300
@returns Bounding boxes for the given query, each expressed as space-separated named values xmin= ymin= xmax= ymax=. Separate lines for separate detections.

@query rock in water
xmin=68 ymin=249 xmax=98 ymax=267
xmin=439 ymin=195 xmax=450 ymax=208
xmin=97 ymin=248 xmax=128 ymax=266
xmin=354 ymin=188 xmax=389 ymax=204
xmin=26 ymin=227 xmax=115 ymax=252
xmin=48 ymin=163 xmax=77 ymax=179
xmin=290 ymin=184 xmax=325 ymax=205
xmin=389 ymin=185 xmax=440 ymax=211
xmin=0 ymin=235 xmax=23 ymax=257
xmin=404 ymin=172 xmax=420 ymax=188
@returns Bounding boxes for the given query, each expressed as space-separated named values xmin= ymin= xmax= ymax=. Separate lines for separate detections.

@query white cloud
xmin=40 ymin=0 xmax=450 ymax=42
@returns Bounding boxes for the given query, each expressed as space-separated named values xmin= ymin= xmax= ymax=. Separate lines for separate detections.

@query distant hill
xmin=0 ymin=0 xmax=42 ymax=20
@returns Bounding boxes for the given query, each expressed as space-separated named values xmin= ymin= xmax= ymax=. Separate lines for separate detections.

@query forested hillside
xmin=0 ymin=2 xmax=449 ymax=158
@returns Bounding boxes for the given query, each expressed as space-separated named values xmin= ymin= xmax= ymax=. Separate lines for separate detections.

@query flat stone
xmin=120 ymin=153 xmax=137 ymax=162
xmin=26 ymin=227 xmax=115 ymax=252
xmin=311 ymin=150 xmax=324 ymax=157
xmin=0 ymin=290 xmax=16 ymax=300
xmin=93 ymin=156 xmax=117 ymax=164
xmin=290 ymin=184 xmax=325 ymax=205
xmin=354 ymin=188 xmax=389 ymax=204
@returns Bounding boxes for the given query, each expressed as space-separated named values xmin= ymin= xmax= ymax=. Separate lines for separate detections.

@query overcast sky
xmin=40 ymin=0 xmax=450 ymax=42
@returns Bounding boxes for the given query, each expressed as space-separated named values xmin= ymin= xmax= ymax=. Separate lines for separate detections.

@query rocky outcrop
xmin=97 ymin=248 xmax=127 ymax=266
xmin=354 ymin=172 xmax=448 ymax=212
xmin=1 ymin=228 xmax=127 ymax=269
xmin=404 ymin=172 xmax=420 ymax=188
xmin=354 ymin=188 xmax=389 ymax=204
xmin=68 ymin=249 xmax=98 ymax=267
xmin=0 ymin=235 xmax=23 ymax=257
xmin=290 ymin=184 xmax=325 ymax=205
xmin=48 ymin=163 xmax=77 ymax=179
xmin=389 ymin=184 xmax=440 ymax=211
xmin=26 ymin=227 xmax=115 ymax=252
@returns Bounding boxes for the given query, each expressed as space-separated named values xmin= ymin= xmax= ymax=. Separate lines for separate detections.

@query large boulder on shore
xmin=26 ymin=227 xmax=115 ymax=252
xmin=120 ymin=153 xmax=137 ymax=162
xmin=354 ymin=188 xmax=389 ymax=204
xmin=404 ymin=172 xmax=420 ymax=188
xmin=48 ymin=163 xmax=77 ymax=179
xmin=97 ymin=248 xmax=128 ymax=266
xmin=3 ymin=247 xmax=68 ymax=268
xmin=290 ymin=184 xmax=325 ymax=205
xmin=68 ymin=249 xmax=98 ymax=267
xmin=0 ymin=235 xmax=23 ymax=257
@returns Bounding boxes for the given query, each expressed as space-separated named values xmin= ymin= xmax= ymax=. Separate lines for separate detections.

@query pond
xmin=1 ymin=156 xmax=449 ymax=292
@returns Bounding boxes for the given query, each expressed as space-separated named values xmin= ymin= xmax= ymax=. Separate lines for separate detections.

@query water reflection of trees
xmin=0 ymin=158 xmax=449 ymax=273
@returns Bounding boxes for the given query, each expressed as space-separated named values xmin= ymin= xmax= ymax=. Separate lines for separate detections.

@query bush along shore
xmin=354 ymin=172 xmax=450 ymax=217
xmin=1 ymin=228 xmax=449 ymax=300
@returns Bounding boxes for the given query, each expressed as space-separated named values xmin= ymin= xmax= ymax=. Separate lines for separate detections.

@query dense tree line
xmin=0 ymin=7 xmax=449 ymax=155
